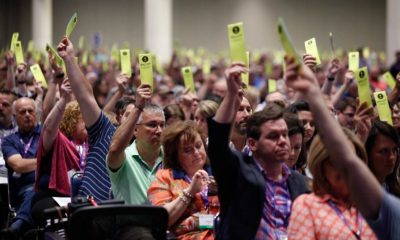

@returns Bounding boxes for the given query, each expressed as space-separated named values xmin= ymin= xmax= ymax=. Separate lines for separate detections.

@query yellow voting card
xmin=27 ymin=41 xmax=34 ymax=53
xmin=182 ymin=66 xmax=195 ymax=93
xmin=30 ymin=64 xmax=48 ymax=88
xmin=227 ymin=22 xmax=246 ymax=64
xmin=202 ymin=60 xmax=210 ymax=75
xmin=78 ymin=36 xmax=84 ymax=49
xmin=374 ymin=91 xmax=393 ymax=126
xmin=10 ymin=32 xmax=19 ymax=52
xmin=348 ymin=51 xmax=359 ymax=72
xmin=304 ymin=37 xmax=321 ymax=65
xmin=355 ymin=67 xmax=372 ymax=106
xmin=139 ymin=53 xmax=154 ymax=91
xmin=46 ymin=44 xmax=65 ymax=71
xmin=382 ymin=72 xmax=396 ymax=90
xmin=277 ymin=18 xmax=300 ymax=64
xmin=66 ymin=13 xmax=78 ymax=38
xmin=120 ymin=49 xmax=132 ymax=77
xmin=268 ymin=79 xmax=277 ymax=93
xmin=14 ymin=41 xmax=24 ymax=65
xmin=241 ymin=51 xmax=250 ymax=88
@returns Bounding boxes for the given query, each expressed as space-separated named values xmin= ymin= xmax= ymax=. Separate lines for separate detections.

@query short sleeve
xmin=147 ymin=170 xmax=173 ymax=206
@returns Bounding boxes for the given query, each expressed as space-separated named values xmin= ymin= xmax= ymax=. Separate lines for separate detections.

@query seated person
xmin=2 ymin=97 xmax=41 ymax=237
xmin=288 ymin=128 xmax=377 ymax=239
xmin=148 ymin=121 xmax=219 ymax=239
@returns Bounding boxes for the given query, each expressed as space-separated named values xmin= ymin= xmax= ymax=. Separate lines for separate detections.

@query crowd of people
xmin=0 ymin=32 xmax=399 ymax=240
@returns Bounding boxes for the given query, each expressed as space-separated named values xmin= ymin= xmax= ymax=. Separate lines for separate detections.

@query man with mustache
xmin=207 ymin=63 xmax=310 ymax=240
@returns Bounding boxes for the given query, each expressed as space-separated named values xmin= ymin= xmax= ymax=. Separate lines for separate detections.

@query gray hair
xmin=136 ymin=103 xmax=165 ymax=124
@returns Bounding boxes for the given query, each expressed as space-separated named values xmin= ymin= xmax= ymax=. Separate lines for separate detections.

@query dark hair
xmin=287 ymin=100 xmax=310 ymax=114
xmin=283 ymin=112 xmax=307 ymax=172
xmin=163 ymin=104 xmax=185 ymax=124
xmin=246 ymin=103 xmax=284 ymax=140
xmin=161 ymin=120 xmax=206 ymax=170
xmin=0 ymin=88 xmax=18 ymax=101
xmin=365 ymin=120 xmax=400 ymax=197
xmin=336 ymin=97 xmax=356 ymax=112
xmin=115 ymin=97 xmax=135 ymax=113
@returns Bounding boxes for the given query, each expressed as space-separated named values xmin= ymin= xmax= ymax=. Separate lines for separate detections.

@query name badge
xmin=199 ymin=214 xmax=214 ymax=229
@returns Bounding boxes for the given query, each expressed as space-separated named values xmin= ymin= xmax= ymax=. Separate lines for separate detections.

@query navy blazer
xmin=207 ymin=118 xmax=310 ymax=240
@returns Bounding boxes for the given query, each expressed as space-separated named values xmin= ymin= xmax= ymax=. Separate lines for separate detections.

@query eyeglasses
xmin=137 ymin=121 xmax=165 ymax=129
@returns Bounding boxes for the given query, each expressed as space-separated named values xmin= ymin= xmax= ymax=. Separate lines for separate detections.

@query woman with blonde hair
xmin=148 ymin=121 xmax=219 ymax=239
xmin=194 ymin=100 xmax=218 ymax=138
xmin=288 ymin=129 xmax=377 ymax=239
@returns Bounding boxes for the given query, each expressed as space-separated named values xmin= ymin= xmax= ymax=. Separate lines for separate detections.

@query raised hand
xmin=116 ymin=73 xmax=129 ymax=94
xmin=60 ymin=78 xmax=73 ymax=103
xmin=57 ymin=37 xmax=74 ymax=59
xmin=327 ymin=58 xmax=341 ymax=79
xmin=135 ymin=84 xmax=152 ymax=110
xmin=284 ymin=55 xmax=318 ymax=94
xmin=344 ymin=70 xmax=355 ymax=87
xmin=303 ymin=54 xmax=317 ymax=71
xmin=354 ymin=100 xmax=374 ymax=143
xmin=15 ymin=63 xmax=27 ymax=83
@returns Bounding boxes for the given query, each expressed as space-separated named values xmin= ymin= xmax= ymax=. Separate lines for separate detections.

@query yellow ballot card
xmin=268 ymin=79 xmax=277 ymax=93
xmin=348 ymin=51 xmax=359 ymax=72
xmin=202 ymin=60 xmax=210 ymax=75
xmin=27 ymin=41 xmax=34 ymax=53
xmin=374 ymin=91 xmax=393 ymax=126
xmin=30 ymin=64 xmax=48 ymax=88
xmin=277 ymin=18 xmax=300 ymax=64
xmin=82 ymin=51 xmax=88 ymax=66
xmin=14 ymin=41 xmax=24 ymax=65
xmin=227 ymin=22 xmax=246 ymax=64
xmin=355 ymin=67 xmax=372 ymax=106
xmin=66 ymin=13 xmax=78 ymax=38
xmin=304 ymin=37 xmax=321 ymax=65
xmin=382 ymin=72 xmax=396 ymax=90
xmin=182 ymin=66 xmax=195 ymax=93
xmin=46 ymin=44 xmax=64 ymax=69
xmin=10 ymin=32 xmax=19 ymax=52
xmin=242 ymin=51 xmax=250 ymax=88
xmin=139 ymin=53 xmax=154 ymax=90
xmin=120 ymin=49 xmax=132 ymax=77
xmin=78 ymin=36 xmax=84 ymax=49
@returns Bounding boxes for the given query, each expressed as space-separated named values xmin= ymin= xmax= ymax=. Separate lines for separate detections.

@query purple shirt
xmin=255 ymin=161 xmax=292 ymax=240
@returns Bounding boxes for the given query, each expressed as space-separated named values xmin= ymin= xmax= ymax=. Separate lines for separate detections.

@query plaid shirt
xmin=255 ymin=161 xmax=292 ymax=240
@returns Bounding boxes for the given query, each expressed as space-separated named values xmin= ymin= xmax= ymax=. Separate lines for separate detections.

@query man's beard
xmin=234 ymin=122 xmax=247 ymax=136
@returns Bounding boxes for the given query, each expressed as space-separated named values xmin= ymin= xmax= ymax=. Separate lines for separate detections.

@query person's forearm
xmin=321 ymin=79 xmax=334 ymax=95
xmin=42 ymin=98 xmax=68 ymax=153
xmin=304 ymin=87 xmax=383 ymax=218
xmin=42 ymin=80 xmax=59 ymax=121
xmin=108 ymin=107 xmax=142 ymax=169
xmin=35 ymin=92 xmax=44 ymax=123
xmin=63 ymin=55 xmax=100 ymax=127
xmin=214 ymin=94 xmax=240 ymax=124
xmin=11 ymin=158 xmax=37 ymax=173
xmin=6 ymin=66 xmax=15 ymax=90
xmin=332 ymin=84 xmax=348 ymax=108
xmin=163 ymin=194 xmax=192 ymax=227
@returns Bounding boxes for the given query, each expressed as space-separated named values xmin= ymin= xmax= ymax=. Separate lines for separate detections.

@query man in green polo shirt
xmin=107 ymin=83 xmax=164 ymax=204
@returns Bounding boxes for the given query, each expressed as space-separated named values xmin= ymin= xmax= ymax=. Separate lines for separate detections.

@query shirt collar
xmin=254 ymin=158 xmax=292 ymax=183
xmin=17 ymin=124 xmax=41 ymax=136
xmin=130 ymin=140 xmax=164 ymax=169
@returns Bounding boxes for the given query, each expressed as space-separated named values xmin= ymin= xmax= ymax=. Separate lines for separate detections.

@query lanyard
xmin=75 ymin=142 xmax=87 ymax=170
xmin=184 ymin=174 xmax=209 ymax=208
xmin=20 ymin=136 xmax=34 ymax=157
xmin=327 ymin=200 xmax=362 ymax=240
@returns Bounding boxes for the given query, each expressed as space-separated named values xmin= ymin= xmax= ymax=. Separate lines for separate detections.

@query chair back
xmin=69 ymin=204 xmax=169 ymax=240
